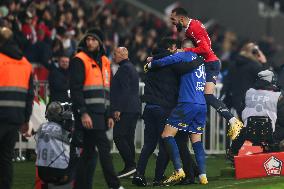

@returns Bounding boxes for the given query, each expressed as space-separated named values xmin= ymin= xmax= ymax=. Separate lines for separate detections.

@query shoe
xmin=162 ymin=169 xmax=185 ymax=185
xmin=228 ymin=119 xmax=244 ymax=140
xmin=176 ymin=177 xmax=195 ymax=185
xmin=152 ymin=175 xmax=167 ymax=187
xmin=152 ymin=180 xmax=164 ymax=187
xmin=199 ymin=174 xmax=208 ymax=185
xmin=117 ymin=167 xmax=136 ymax=178
xmin=132 ymin=172 xmax=147 ymax=187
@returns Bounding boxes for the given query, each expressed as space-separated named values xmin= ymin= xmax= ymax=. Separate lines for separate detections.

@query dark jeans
xmin=74 ymin=129 xmax=120 ymax=189
xmin=136 ymin=105 xmax=170 ymax=176
xmin=113 ymin=113 xmax=139 ymax=169
xmin=0 ymin=123 xmax=19 ymax=189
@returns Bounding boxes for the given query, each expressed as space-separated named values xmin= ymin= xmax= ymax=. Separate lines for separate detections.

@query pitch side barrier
xmin=14 ymin=82 xmax=228 ymax=160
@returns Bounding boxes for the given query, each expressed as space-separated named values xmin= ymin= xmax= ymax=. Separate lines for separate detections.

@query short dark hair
xmin=159 ymin=37 xmax=178 ymax=49
xmin=171 ymin=7 xmax=188 ymax=16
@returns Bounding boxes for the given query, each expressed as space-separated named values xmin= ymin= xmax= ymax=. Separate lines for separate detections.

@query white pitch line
xmin=214 ymin=176 xmax=281 ymax=189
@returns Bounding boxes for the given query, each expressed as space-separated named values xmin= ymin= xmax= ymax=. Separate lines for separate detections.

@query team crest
xmin=264 ymin=156 xmax=282 ymax=175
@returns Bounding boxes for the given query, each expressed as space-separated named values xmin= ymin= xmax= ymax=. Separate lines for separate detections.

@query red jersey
xmin=184 ymin=19 xmax=219 ymax=62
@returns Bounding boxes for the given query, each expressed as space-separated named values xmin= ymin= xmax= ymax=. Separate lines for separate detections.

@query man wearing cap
xmin=110 ymin=47 xmax=140 ymax=178
xmin=70 ymin=28 xmax=123 ymax=189
xmin=228 ymin=70 xmax=284 ymax=157
xmin=0 ymin=27 xmax=34 ymax=189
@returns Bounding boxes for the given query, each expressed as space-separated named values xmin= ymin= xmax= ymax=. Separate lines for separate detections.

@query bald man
xmin=110 ymin=47 xmax=141 ymax=178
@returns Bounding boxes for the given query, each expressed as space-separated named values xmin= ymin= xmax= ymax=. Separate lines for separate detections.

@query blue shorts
xmin=166 ymin=103 xmax=207 ymax=134
xmin=205 ymin=60 xmax=221 ymax=84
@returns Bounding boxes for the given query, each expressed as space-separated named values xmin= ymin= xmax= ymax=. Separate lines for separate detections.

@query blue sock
xmin=163 ymin=136 xmax=182 ymax=170
xmin=192 ymin=141 xmax=206 ymax=174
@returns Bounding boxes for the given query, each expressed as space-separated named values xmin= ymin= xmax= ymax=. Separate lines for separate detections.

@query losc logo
xmin=264 ymin=156 xmax=282 ymax=175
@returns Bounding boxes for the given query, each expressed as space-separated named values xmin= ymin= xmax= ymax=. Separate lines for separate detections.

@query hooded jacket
xmin=70 ymin=29 xmax=110 ymax=130
xmin=0 ymin=39 xmax=34 ymax=124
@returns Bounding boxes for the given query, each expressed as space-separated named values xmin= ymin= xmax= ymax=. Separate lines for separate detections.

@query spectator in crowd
xmin=133 ymin=38 xmax=201 ymax=187
xmin=0 ymin=26 xmax=34 ymax=189
xmin=110 ymin=47 xmax=141 ymax=178
xmin=48 ymin=51 xmax=70 ymax=103
xmin=70 ymin=28 xmax=123 ymax=189
xmin=228 ymin=70 xmax=284 ymax=157
xmin=221 ymin=42 xmax=269 ymax=117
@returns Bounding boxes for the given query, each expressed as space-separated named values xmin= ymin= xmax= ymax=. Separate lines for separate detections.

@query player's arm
xmin=150 ymin=52 xmax=197 ymax=68
xmin=171 ymin=56 xmax=204 ymax=75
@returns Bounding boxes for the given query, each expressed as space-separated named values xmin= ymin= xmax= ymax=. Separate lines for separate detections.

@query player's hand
xmin=146 ymin=57 xmax=153 ymax=63
xmin=177 ymin=48 xmax=184 ymax=52
xmin=20 ymin=122 xmax=29 ymax=134
xmin=81 ymin=113 xmax=93 ymax=129
xmin=107 ymin=118 xmax=115 ymax=129
xmin=113 ymin=111 xmax=121 ymax=122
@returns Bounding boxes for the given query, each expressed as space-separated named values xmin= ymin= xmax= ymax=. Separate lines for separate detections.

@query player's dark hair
xmin=159 ymin=37 xmax=178 ymax=49
xmin=172 ymin=7 xmax=188 ymax=16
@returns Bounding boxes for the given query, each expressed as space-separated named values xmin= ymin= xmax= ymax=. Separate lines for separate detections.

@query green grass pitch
xmin=13 ymin=154 xmax=284 ymax=189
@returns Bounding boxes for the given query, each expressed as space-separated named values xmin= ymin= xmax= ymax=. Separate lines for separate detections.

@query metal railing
xmin=15 ymin=82 xmax=228 ymax=160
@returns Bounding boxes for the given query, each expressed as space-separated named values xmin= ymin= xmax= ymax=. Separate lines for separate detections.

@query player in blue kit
xmin=146 ymin=40 xmax=208 ymax=185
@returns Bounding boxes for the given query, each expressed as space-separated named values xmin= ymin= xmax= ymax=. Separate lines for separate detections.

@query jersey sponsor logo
xmin=264 ymin=156 xmax=282 ymax=175
xmin=197 ymin=126 xmax=204 ymax=131
xmin=178 ymin=122 xmax=188 ymax=127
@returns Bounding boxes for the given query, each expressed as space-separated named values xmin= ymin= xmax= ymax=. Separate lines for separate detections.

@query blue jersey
xmin=151 ymin=52 xmax=206 ymax=104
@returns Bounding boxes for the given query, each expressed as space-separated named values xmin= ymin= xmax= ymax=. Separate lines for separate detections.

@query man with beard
xmin=70 ymin=28 xmax=123 ymax=189
xmin=169 ymin=7 xmax=243 ymax=140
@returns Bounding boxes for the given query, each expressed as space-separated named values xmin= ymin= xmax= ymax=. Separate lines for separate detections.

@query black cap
xmin=85 ymin=28 xmax=104 ymax=44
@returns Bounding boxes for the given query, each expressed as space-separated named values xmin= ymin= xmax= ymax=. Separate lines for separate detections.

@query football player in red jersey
xmin=170 ymin=7 xmax=243 ymax=140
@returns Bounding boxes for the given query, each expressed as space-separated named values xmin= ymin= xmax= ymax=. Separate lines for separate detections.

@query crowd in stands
xmin=0 ymin=0 xmax=282 ymax=79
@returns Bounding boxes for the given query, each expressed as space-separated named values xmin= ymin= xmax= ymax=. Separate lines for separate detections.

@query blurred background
xmin=1 ymin=0 xmax=283 ymax=84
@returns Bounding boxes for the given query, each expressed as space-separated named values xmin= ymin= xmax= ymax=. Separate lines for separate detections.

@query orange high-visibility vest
xmin=75 ymin=51 xmax=111 ymax=112
xmin=0 ymin=53 xmax=32 ymax=108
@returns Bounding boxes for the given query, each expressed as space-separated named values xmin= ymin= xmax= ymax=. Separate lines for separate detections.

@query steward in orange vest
xmin=0 ymin=27 xmax=34 ymax=189
xmin=70 ymin=28 xmax=122 ymax=189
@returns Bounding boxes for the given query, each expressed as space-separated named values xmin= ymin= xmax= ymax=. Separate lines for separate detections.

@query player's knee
xmin=191 ymin=134 xmax=202 ymax=143
xmin=204 ymin=82 xmax=215 ymax=94
xmin=161 ymin=124 xmax=176 ymax=138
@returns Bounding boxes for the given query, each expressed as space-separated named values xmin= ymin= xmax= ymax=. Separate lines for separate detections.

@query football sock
xmin=164 ymin=136 xmax=182 ymax=170
xmin=205 ymin=94 xmax=233 ymax=121
xmin=192 ymin=141 xmax=206 ymax=174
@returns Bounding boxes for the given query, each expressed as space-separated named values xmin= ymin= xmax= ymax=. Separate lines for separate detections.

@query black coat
xmin=221 ymin=55 xmax=269 ymax=114
xmin=110 ymin=59 xmax=141 ymax=114
xmin=48 ymin=65 xmax=70 ymax=103
xmin=142 ymin=49 xmax=204 ymax=109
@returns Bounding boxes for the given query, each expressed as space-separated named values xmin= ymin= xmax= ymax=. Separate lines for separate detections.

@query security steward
xmin=70 ymin=28 xmax=123 ymax=189
xmin=0 ymin=27 xmax=34 ymax=189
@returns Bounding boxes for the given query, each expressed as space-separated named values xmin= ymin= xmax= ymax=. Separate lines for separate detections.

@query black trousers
xmin=136 ymin=105 xmax=169 ymax=177
xmin=113 ymin=113 xmax=139 ymax=169
xmin=0 ymin=123 xmax=19 ymax=189
xmin=74 ymin=129 xmax=120 ymax=189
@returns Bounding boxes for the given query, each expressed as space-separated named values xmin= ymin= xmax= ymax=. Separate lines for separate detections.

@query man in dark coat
xmin=110 ymin=47 xmax=141 ymax=178
xmin=221 ymin=42 xmax=269 ymax=117
xmin=48 ymin=51 xmax=70 ymax=103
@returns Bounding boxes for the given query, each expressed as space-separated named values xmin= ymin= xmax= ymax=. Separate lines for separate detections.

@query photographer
xmin=221 ymin=42 xmax=269 ymax=117
xmin=228 ymin=70 xmax=284 ymax=157
xmin=35 ymin=101 xmax=75 ymax=189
